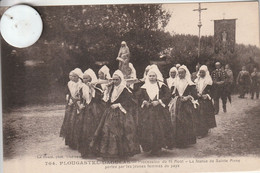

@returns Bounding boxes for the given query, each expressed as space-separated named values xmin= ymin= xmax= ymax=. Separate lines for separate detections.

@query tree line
xmin=1 ymin=5 xmax=259 ymax=109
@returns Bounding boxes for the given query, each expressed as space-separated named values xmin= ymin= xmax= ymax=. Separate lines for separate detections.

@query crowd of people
xmin=59 ymin=42 xmax=260 ymax=160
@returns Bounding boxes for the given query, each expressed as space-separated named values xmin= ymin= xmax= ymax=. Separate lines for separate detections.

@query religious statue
xmin=116 ymin=41 xmax=130 ymax=77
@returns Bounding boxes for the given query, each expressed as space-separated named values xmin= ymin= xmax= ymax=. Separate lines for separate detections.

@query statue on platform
xmin=116 ymin=41 xmax=130 ymax=77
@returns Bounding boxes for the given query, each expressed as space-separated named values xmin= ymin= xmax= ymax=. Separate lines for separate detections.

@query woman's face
xmin=72 ymin=74 xmax=79 ymax=82
xmin=127 ymin=68 xmax=132 ymax=76
xmin=83 ymin=74 xmax=92 ymax=84
xmin=178 ymin=68 xmax=186 ymax=79
xmin=148 ymin=71 xmax=157 ymax=83
xmin=98 ymin=71 xmax=105 ymax=80
xmin=69 ymin=73 xmax=73 ymax=81
xmin=113 ymin=75 xmax=121 ymax=86
xmin=170 ymin=71 xmax=176 ymax=78
xmin=199 ymin=70 xmax=206 ymax=78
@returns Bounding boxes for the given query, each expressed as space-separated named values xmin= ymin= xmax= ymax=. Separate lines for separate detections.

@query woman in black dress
xmin=138 ymin=65 xmax=174 ymax=154
xmin=93 ymin=70 xmax=140 ymax=159
xmin=173 ymin=65 xmax=198 ymax=148
xmin=60 ymin=68 xmax=83 ymax=150
xmin=77 ymin=68 xmax=105 ymax=158
xmin=167 ymin=67 xmax=178 ymax=144
xmin=194 ymin=65 xmax=216 ymax=138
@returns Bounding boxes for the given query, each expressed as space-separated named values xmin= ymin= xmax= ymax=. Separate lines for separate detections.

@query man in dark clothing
xmin=251 ymin=67 xmax=260 ymax=99
xmin=211 ymin=62 xmax=228 ymax=114
xmin=225 ymin=64 xmax=234 ymax=103
xmin=236 ymin=66 xmax=251 ymax=98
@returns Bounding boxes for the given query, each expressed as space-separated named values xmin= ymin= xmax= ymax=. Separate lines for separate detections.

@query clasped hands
xmin=215 ymin=81 xmax=225 ymax=85
xmin=111 ymin=103 xmax=127 ymax=114
xmin=198 ymin=93 xmax=208 ymax=100
xmin=142 ymin=100 xmax=160 ymax=107
xmin=78 ymin=103 xmax=85 ymax=110
xmin=111 ymin=103 xmax=120 ymax=109
xmin=180 ymin=95 xmax=193 ymax=102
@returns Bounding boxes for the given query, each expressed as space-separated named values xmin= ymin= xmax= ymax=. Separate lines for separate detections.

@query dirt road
xmin=3 ymin=95 xmax=260 ymax=160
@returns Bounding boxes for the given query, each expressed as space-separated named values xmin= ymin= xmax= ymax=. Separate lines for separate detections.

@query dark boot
xmin=213 ymin=98 xmax=219 ymax=115
xmin=251 ymin=92 xmax=254 ymax=99
xmin=223 ymin=105 xmax=227 ymax=113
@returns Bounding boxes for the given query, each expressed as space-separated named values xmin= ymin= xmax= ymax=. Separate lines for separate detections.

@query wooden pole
xmin=193 ymin=3 xmax=207 ymax=59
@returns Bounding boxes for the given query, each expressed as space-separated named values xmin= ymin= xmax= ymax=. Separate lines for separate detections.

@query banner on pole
xmin=214 ymin=19 xmax=236 ymax=54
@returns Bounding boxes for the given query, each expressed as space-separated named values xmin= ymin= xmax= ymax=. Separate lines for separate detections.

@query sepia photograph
xmin=1 ymin=1 xmax=260 ymax=172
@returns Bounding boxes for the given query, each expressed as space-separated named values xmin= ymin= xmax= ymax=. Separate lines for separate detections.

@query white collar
xmin=110 ymin=84 xmax=125 ymax=103
xmin=166 ymin=77 xmax=176 ymax=89
xmin=145 ymin=82 xmax=159 ymax=101
xmin=176 ymin=79 xmax=189 ymax=96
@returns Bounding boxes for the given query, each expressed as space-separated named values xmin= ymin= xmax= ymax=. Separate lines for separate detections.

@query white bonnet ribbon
xmin=189 ymin=95 xmax=199 ymax=109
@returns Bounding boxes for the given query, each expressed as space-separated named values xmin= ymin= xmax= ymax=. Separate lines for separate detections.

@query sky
xmin=163 ymin=1 xmax=260 ymax=47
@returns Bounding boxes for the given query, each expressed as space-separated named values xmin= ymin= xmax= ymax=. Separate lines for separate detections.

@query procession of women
xmin=59 ymin=41 xmax=260 ymax=160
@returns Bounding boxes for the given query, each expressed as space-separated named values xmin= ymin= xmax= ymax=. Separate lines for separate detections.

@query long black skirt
xmin=60 ymin=104 xmax=81 ymax=150
xmin=78 ymin=101 xmax=105 ymax=157
xmin=196 ymin=98 xmax=216 ymax=137
xmin=139 ymin=105 xmax=174 ymax=152
xmin=175 ymin=98 xmax=198 ymax=147
xmin=93 ymin=107 xmax=140 ymax=158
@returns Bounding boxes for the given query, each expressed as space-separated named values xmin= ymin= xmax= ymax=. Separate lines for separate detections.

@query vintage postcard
xmin=0 ymin=1 xmax=260 ymax=173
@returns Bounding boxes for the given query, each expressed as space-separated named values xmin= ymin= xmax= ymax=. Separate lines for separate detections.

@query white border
xmin=0 ymin=0 xmax=257 ymax=6
xmin=0 ymin=1 xmax=259 ymax=173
